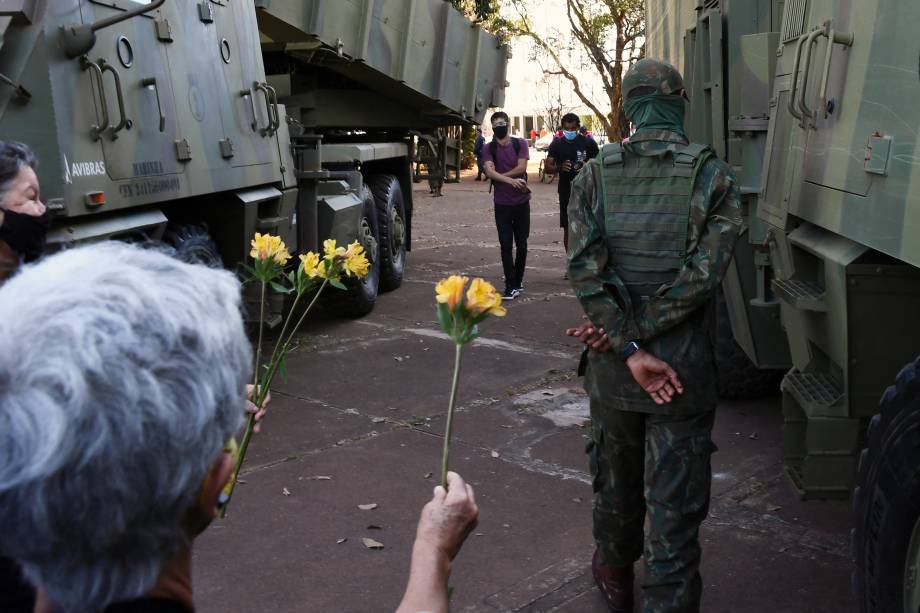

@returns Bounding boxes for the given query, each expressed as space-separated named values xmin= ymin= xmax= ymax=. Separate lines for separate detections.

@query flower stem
xmin=256 ymin=279 xmax=327 ymax=406
xmin=221 ymin=280 xmax=329 ymax=518
xmin=252 ymin=281 xmax=266 ymax=390
xmin=440 ymin=342 xmax=464 ymax=489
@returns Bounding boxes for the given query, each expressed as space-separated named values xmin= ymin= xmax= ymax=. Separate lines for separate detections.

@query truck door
xmin=84 ymin=0 xmax=183 ymax=183
xmin=209 ymin=0 xmax=275 ymax=169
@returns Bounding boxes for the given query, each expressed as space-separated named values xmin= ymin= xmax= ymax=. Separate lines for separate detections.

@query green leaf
xmin=329 ymin=278 xmax=347 ymax=291
xmin=436 ymin=303 xmax=453 ymax=334
xmin=270 ymin=281 xmax=292 ymax=294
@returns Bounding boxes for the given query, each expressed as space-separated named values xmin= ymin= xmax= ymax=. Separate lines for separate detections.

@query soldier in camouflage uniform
xmin=566 ymin=58 xmax=742 ymax=612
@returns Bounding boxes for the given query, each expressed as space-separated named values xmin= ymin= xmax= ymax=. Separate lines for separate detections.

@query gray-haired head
xmin=0 ymin=242 xmax=251 ymax=611
xmin=0 ymin=140 xmax=37 ymax=202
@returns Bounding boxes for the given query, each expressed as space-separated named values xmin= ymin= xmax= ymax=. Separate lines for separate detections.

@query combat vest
xmin=594 ymin=140 xmax=713 ymax=302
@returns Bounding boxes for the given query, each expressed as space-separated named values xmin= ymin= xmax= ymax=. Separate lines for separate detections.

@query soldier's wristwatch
xmin=619 ymin=340 xmax=641 ymax=362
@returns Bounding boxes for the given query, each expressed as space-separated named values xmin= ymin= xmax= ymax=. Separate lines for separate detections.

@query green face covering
xmin=623 ymin=94 xmax=687 ymax=136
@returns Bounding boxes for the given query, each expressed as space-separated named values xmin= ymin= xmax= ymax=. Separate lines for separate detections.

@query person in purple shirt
xmin=482 ymin=111 xmax=530 ymax=300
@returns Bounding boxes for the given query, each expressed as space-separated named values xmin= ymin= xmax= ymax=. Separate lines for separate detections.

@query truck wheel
xmin=852 ymin=354 xmax=920 ymax=613
xmin=163 ymin=224 xmax=222 ymax=268
xmin=369 ymin=174 xmax=406 ymax=291
xmin=322 ymin=186 xmax=380 ymax=317
xmin=713 ymin=289 xmax=783 ymax=399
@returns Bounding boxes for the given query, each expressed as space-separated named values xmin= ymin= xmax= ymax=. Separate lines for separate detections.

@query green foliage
xmin=460 ymin=124 xmax=477 ymax=169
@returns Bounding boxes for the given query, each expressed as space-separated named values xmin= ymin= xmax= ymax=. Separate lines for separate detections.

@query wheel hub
xmin=360 ymin=216 xmax=377 ymax=265
xmin=905 ymin=513 xmax=920 ymax=612
xmin=390 ymin=208 xmax=405 ymax=257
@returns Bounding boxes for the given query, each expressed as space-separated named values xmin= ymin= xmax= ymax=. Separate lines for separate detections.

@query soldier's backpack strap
xmin=672 ymin=142 xmax=714 ymax=249
xmin=596 ymin=142 xmax=625 ymax=217
xmin=600 ymin=142 xmax=625 ymax=167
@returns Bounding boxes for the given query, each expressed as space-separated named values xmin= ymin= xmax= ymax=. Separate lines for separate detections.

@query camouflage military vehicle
xmin=0 ymin=0 xmax=508 ymax=316
xmin=646 ymin=1 xmax=920 ymax=610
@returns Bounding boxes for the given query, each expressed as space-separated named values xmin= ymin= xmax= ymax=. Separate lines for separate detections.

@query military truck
xmin=0 ymin=0 xmax=508 ymax=316
xmin=645 ymin=1 xmax=920 ymax=610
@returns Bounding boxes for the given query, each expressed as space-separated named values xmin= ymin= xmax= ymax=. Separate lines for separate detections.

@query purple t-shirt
xmin=482 ymin=137 xmax=530 ymax=205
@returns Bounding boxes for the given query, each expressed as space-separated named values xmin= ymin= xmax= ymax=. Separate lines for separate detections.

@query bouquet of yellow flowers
xmin=434 ymin=275 xmax=506 ymax=488
xmin=221 ymin=234 xmax=370 ymax=515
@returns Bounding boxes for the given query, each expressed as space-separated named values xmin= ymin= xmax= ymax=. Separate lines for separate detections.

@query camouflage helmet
xmin=623 ymin=58 xmax=687 ymax=99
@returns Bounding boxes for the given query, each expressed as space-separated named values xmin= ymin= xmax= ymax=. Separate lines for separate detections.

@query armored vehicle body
xmin=0 ymin=0 xmax=508 ymax=314
xmin=646 ymin=1 xmax=920 ymax=610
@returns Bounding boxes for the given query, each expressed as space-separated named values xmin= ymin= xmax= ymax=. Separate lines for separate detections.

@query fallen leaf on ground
xmin=767 ymin=504 xmax=782 ymax=512
xmin=336 ymin=538 xmax=347 ymax=544
xmin=344 ymin=408 xmax=359 ymax=415
xmin=491 ymin=450 xmax=500 ymax=458
xmin=372 ymin=417 xmax=387 ymax=423
xmin=367 ymin=524 xmax=383 ymax=530
xmin=394 ymin=356 xmax=403 ymax=362
xmin=312 ymin=475 xmax=333 ymax=481
xmin=362 ymin=538 xmax=384 ymax=549
xmin=358 ymin=503 xmax=378 ymax=511
xmin=424 ymin=472 xmax=433 ymax=479
xmin=282 ymin=487 xmax=291 ymax=496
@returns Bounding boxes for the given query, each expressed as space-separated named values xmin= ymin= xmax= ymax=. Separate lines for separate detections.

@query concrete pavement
xmin=193 ymin=167 xmax=856 ymax=612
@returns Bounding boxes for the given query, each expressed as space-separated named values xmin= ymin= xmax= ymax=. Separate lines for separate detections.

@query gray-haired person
xmin=0 ymin=242 xmax=478 ymax=613
xmin=0 ymin=140 xmax=49 ymax=280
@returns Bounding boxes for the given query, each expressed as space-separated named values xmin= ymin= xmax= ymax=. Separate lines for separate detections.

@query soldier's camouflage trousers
xmin=587 ymin=400 xmax=716 ymax=613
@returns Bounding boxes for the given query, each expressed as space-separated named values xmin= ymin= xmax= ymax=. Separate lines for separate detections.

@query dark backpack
xmin=488 ymin=137 xmax=526 ymax=193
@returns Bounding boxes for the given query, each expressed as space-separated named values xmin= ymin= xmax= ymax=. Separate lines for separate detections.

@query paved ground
xmin=193 ymin=166 xmax=857 ymax=612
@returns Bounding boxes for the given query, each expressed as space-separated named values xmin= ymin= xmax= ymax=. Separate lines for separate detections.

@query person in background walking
xmin=482 ymin=111 xmax=530 ymax=301
xmin=474 ymin=127 xmax=485 ymax=181
xmin=545 ymin=113 xmax=599 ymax=256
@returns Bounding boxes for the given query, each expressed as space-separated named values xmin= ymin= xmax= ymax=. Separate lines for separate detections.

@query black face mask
xmin=493 ymin=125 xmax=509 ymax=139
xmin=0 ymin=208 xmax=50 ymax=262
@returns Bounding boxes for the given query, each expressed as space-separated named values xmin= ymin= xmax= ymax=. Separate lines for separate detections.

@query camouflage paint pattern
xmin=623 ymin=58 xmax=686 ymax=97
xmin=588 ymin=399 xmax=715 ymax=613
xmin=256 ymin=0 xmax=510 ymax=128
xmin=0 ymin=0 xmax=506 ymax=258
xmin=646 ymin=0 xmax=920 ymax=497
xmin=567 ymin=128 xmax=743 ymax=414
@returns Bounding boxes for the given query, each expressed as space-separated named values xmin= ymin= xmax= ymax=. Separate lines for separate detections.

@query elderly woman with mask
xmin=0 ymin=242 xmax=478 ymax=613
xmin=0 ymin=141 xmax=49 ymax=280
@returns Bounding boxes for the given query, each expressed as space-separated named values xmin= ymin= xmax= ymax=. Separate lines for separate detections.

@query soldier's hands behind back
xmin=565 ymin=322 xmax=612 ymax=352
xmin=625 ymin=349 xmax=683 ymax=405
xmin=416 ymin=471 xmax=480 ymax=561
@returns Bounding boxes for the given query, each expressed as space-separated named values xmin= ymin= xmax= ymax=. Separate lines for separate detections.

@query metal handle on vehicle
xmin=99 ymin=59 xmax=128 ymax=138
xmin=255 ymin=82 xmax=274 ymax=136
xmin=240 ymin=88 xmax=260 ymax=132
xmin=796 ymin=28 xmax=823 ymax=125
xmin=81 ymin=56 xmax=109 ymax=141
xmin=141 ymin=77 xmax=166 ymax=132
xmin=817 ymin=24 xmax=855 ymax=119
xmin=787 ymin=34 xmax=809 ymax=122
xmin=265 ymin=83 xmax=280 ymax=135
xmin=62 ymin=0 xmax=167 ymax=58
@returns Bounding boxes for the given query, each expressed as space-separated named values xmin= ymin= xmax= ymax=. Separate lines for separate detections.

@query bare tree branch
xmin=500 ymin=0 xmax=645 ymax=140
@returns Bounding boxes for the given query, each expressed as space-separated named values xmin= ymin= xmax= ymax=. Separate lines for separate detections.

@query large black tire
xmin=163 ymin=224 xmax=222 ymax=268
xmin=713 ymin=289 xmax=783 ymax=399
xmin=852 ymin=355 xmax=920 ymax=613
xmin=368 ymin=174 xmax=406 ymax=291
xmin=322 ymin=186 xmax=380 ymax=317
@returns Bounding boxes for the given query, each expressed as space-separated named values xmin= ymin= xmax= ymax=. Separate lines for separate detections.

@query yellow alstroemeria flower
xmin=343 ymin=241 xmax=370 ymax=278
xmin=299 ymin=251 xmax=325 ymax=279
xmin=323 ymin=238 xmax=347 ymax=261
xmin=435 ymin=275 xmax=468 ymax=310
xmin=250 ymin=233 xmax=291 ymax=266
xmin=465 ymin=278 xmax=506 ymax=317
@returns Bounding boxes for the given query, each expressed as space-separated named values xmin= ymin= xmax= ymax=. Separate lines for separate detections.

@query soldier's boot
xmin=592 ymin=548 xmax=634 ymax=612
